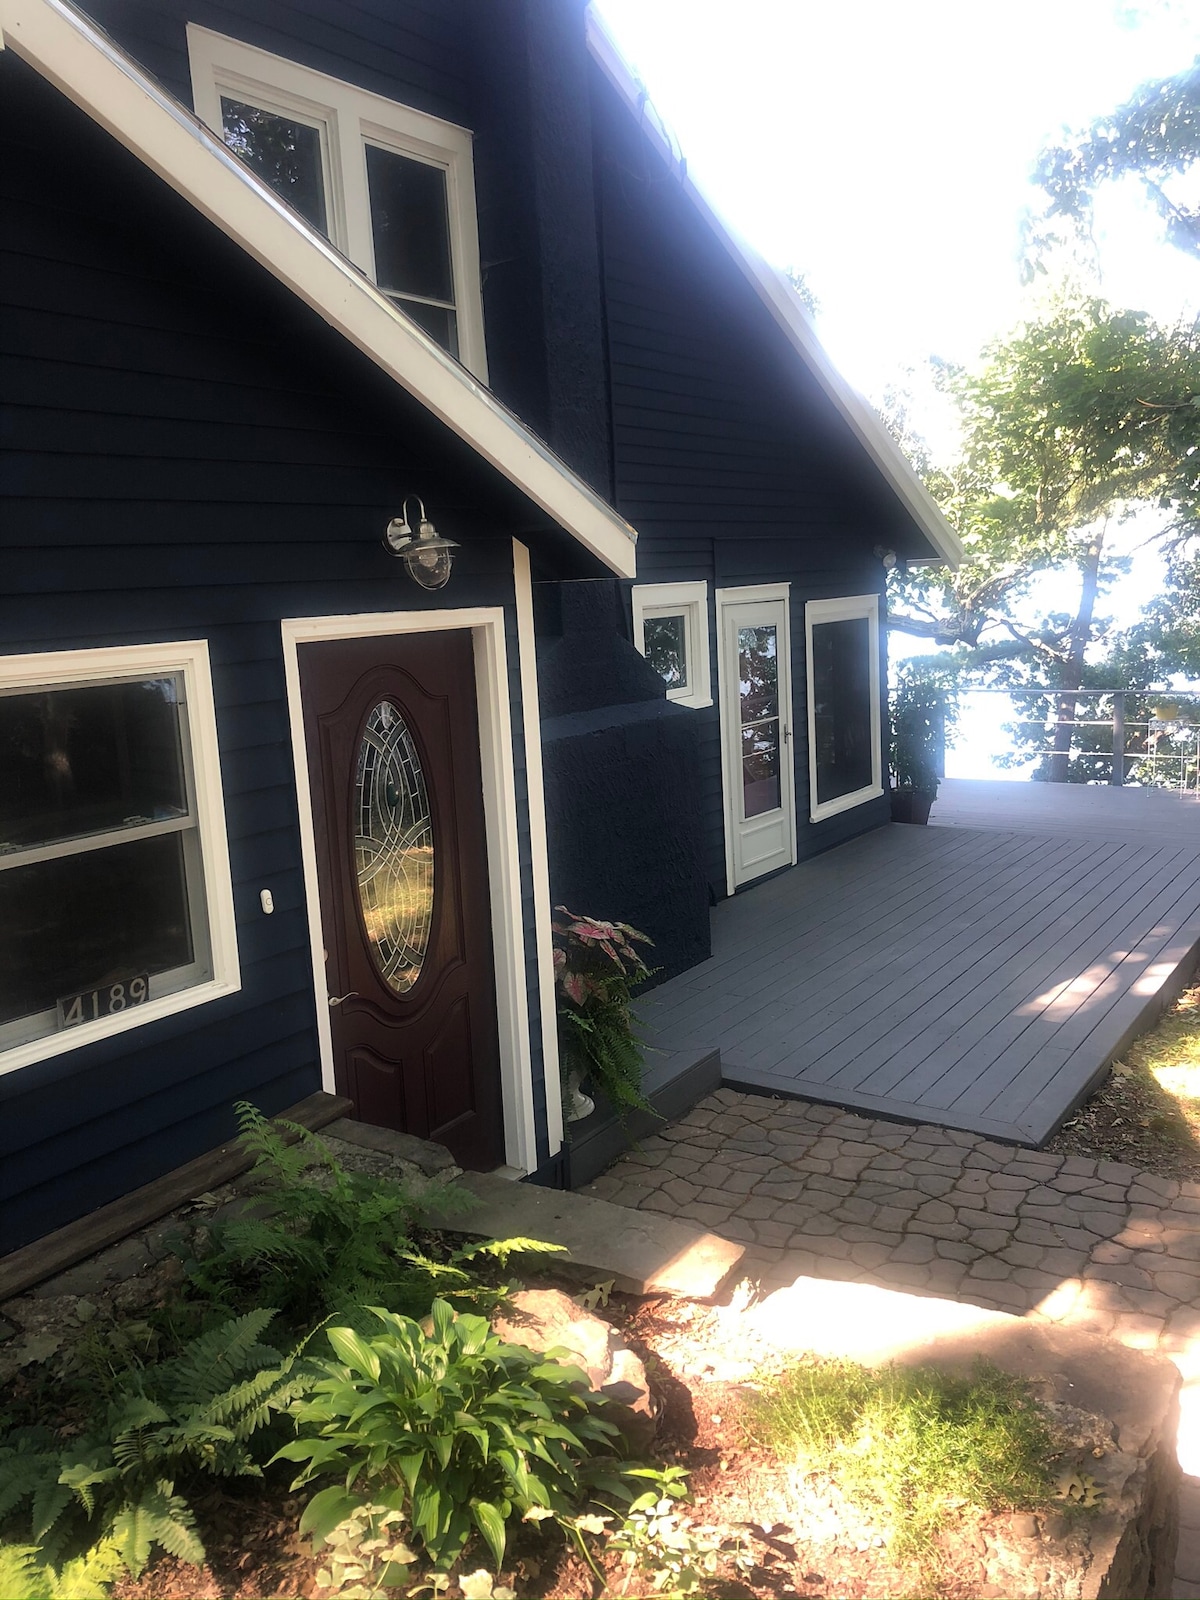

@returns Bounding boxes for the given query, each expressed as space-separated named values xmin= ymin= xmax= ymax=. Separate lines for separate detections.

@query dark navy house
xmin=0 ymin=0 xmax=960 ymax=1254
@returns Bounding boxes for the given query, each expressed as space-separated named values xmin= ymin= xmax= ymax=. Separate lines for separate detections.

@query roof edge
xmin=585 ymin=7 xmax=963 ymax=570
xmin=0 ymin=0 xmax=639 ymax=578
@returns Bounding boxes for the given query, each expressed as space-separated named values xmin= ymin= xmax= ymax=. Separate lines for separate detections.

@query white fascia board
xmin=0 ymin=0 xmax=639 ymax=580
xmin=584 ymin=8 xmax=963 ymax=572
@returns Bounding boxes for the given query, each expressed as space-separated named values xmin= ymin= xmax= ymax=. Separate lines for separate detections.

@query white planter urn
xmin=563 ymin=1069 xmax=595 ymax=1122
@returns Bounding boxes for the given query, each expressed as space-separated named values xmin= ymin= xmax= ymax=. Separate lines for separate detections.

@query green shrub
xmin=275 ymin=1300 xmax=629 ymax=1572
xmin=744 ymin=1356 xmax=1054 ymax=1558
xmin=0 ymin=1310 xmax=306 ymax=1578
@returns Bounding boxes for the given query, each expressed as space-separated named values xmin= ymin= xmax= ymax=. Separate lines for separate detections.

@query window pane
xmin=812 ymin=616 xmax=874 ymax=805
xmin=220 ymin=97 xmax=328 ymax=235
xmin=738 ymin=626 xmax=778 ymax=722
xmin=0 ymin=833 xmax=195 ymax=1028
xmin=366 ymin=145 xmax=454 ymax=305
xmin=0 ymin=679 xmax=187 ymax=853
xmin=644 ymin=613 xmax=688 ymax=690
xmin=355 ymin=701 xmax=434 ymax=996
xmin=389 ymin=295 xmax=459 ymax=359
xmin=742 ymin=721 xmax=781 ymax=818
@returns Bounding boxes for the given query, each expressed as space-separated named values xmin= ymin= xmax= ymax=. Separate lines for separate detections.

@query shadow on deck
xmin=638 ymin=778 xmax=1200 ymax=1147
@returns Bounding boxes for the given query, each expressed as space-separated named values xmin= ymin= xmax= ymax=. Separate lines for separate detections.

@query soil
xmin=19 ymin=1274 xmax=1096 ymax=1600
xmin=1045 ymin=983 xmax=1200 ymax=1183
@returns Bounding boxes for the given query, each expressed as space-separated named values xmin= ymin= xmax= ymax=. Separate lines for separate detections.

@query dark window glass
xmin=221 ymin=97 xmax=329 ymax=235
xmin=0 ymin=833 xmax=193 ymax=1026
xmin=741 ymin=722 xmax=781 ymax=818
xmin=366 ymin=145 xmax=454 ymax=306
xmin=738 ymin=626 xmax=778 ymax=722
xmin=812 ymin=616 xmax=874 ymax=805
xmin=643 ymin=614 xmax=688 ymax=690
xmin=389 ymin=296 xmax=459 ymax=358
xmin=0 ymin=680 xmax=187 ymax=852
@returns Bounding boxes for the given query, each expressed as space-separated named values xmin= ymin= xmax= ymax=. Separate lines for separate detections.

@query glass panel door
xmin=718 ymin=589 xmax=796 ymax=890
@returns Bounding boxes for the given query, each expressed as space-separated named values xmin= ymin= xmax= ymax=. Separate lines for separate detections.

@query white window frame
xmin=0 ymin=640 xmax=241 ymax=1076
xmin=186 ymin=25 xmax=488 ymax=381
xmin=631 ymin=581 xmax=712 ymax=709
xmin=804 ymin=593 xmax=884 ymax=823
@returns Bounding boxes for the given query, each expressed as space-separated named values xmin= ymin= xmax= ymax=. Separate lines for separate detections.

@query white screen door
xmin=716 ymin=586 xmax=797 ymax=891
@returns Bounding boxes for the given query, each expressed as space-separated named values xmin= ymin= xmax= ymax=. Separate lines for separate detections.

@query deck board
xmin=638 ymin=779 xmax=1200 ymax=1145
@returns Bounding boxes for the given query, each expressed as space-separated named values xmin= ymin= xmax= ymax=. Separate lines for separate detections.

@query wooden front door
xmin=298 ymin=630 xmax=503 ymax=1170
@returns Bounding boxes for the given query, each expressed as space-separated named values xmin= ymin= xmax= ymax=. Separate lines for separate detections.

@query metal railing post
xmin=1110 ymin=692 xmax=1126 ymax=786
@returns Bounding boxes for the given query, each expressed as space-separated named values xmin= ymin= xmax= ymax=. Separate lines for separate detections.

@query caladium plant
xmin=551 ymin=908 xmax=655 ymax=1121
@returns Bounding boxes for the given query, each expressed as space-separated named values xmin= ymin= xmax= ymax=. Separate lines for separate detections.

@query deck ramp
xmin=638 ymin=781 xmax=1200 ymax=1145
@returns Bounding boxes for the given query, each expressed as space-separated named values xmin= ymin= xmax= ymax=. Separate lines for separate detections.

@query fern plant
xmin=275 ymin=1300 xmax=630 ymax=1573
xmin=182 ymin=1104 xmax=482 ymax=1326
xmin=0 ymin=1310 xmax=307 ymax=1579
xmin=0 ymin=1540 xmax=124 ymax=1600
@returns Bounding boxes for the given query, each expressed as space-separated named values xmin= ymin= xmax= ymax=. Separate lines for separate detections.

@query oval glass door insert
xmin=353 ymin=700 xmax=433 ymax=993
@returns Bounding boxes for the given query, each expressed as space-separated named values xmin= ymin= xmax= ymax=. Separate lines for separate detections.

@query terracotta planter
xmin=890 ymin=786 xmax=935 ymax=825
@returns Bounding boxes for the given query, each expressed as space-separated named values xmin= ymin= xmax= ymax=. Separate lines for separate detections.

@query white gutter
xmin=0 ymin=0 xmax=640 ymax=579
xmin=585 ymin=8 xmax=963 ymax=570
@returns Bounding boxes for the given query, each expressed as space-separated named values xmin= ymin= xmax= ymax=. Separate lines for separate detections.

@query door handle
xmin=327 ymin=991 xmax=359 ymax=1007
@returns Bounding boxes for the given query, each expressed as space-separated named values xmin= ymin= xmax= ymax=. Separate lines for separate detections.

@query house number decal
xmin=57 ymin=975 xmax=150 ymax=1028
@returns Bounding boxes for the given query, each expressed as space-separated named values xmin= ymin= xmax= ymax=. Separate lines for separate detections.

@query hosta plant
xmin=275 ymin=1300 xmax=627 ymax=1572
xmin=552 ymin=908 xmax=655 ymax=1120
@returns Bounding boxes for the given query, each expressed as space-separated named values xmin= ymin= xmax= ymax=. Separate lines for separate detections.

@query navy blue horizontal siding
xmin=0 ymin=54 xmax=564 ymax=1251
xmin=594 ymin=62 xmax=902 ymax=895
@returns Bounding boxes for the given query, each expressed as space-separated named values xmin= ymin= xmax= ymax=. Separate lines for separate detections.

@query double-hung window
xmin=631 ymin=582 xmax=712 ymax=710
xmin=0 ymin=642 xmax=239 ymax=1073
xmin=187 ymin=26 xmax=488 ymax=379
xmin=805 ymin=594 xmax=884 ymax=821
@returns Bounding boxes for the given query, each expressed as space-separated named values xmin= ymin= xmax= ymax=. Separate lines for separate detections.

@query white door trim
xmin=280 ymin=606 xmax=538 ymax=1174
xmin=715 ymin=583 xmax=797 ymax=894
xmin=512 ymin=542 xmax=565 ymax=1159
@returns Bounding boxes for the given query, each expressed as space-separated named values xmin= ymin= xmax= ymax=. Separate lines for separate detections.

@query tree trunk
xmin=1048 ymin=528 xmax=1106 ymax=783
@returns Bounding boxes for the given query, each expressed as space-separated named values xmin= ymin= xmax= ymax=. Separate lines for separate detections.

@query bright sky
xmin=590 ymin=0 xmax=1200 ymax=421
xmin=592 ymin=1 xmax=1200 ymax=776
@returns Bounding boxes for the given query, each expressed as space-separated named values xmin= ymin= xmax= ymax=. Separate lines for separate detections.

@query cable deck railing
xmin=938 ymin=687 xmax=1200 ymax=790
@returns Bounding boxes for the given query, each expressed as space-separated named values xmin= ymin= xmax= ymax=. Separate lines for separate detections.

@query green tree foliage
xmin=888 ymin=294 xmax=1200 ymax=777
xmin=1032 ymin=55 xmax=1200 ymax=261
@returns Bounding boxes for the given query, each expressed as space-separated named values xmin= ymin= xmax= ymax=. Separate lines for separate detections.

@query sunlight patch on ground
xmin=1174 ymin=1372 xmax=1200 ymax=1477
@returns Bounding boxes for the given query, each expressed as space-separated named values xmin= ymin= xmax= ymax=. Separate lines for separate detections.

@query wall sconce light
xmin=873 ymin=544 xmax=898 ymax=571
xmin=384 ymin=497 xmax=459 ymax=591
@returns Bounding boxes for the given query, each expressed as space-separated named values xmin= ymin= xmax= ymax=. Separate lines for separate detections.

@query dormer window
xmin=187 ymin=26 xmax=487 ymax=380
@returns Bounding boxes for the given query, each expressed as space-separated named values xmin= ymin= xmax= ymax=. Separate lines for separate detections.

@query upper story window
xmin=187 ymin=26 xmax=488 ymax=379
xmin=631 ymin=582 xmax=712 ymax=710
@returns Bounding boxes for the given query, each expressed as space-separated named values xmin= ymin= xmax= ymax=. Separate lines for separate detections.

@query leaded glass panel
xmin=354 ymin=701 xmax=434 ymax=994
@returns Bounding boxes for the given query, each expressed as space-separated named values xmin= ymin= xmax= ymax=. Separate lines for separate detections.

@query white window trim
xmin=280 ymin=606 xmax=540 ymax=1175
xmin=186 ymin=24 xmax=488 ymax=382
xmin=631 ymin=581 xmax=712 ymax=709
xmin=805 ymin=592 xmax=884 ymax=823
xmin=0 ymin=640 xmax=241 ymax=1077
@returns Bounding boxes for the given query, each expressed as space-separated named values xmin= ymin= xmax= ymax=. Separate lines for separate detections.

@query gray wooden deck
xmin=639 ymin=779 xmax=1200 ymax=1146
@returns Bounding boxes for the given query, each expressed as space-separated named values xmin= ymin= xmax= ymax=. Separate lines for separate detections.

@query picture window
xmin=0 ymin=643 xmax=239 ymax=1073
xmin=805 ymin=594 xmax=883 ymax=822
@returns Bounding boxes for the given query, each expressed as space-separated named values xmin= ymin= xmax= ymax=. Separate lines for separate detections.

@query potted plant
xmin=890 ymin=677 xmax=945 ymax=825
xmin=552 ymin=907 xmax=655 ymax=1124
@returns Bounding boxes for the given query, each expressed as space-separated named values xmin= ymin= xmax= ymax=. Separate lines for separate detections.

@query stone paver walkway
xmin=584 ymin=1087 xmax=1200 ymax=1596
xmin=584 ymin=1089 xmax=1200 ymax=1347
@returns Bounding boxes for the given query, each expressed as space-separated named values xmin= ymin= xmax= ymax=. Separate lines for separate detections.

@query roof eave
xmin=584 ymin=7 xmax=963 ymax=571
xmin=0 ymin=0 xmax=639 ymax=578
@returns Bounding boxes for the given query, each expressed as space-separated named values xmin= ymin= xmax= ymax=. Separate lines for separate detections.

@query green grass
xmin=743 ymin=1357 xmax=1055 ymax=1562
